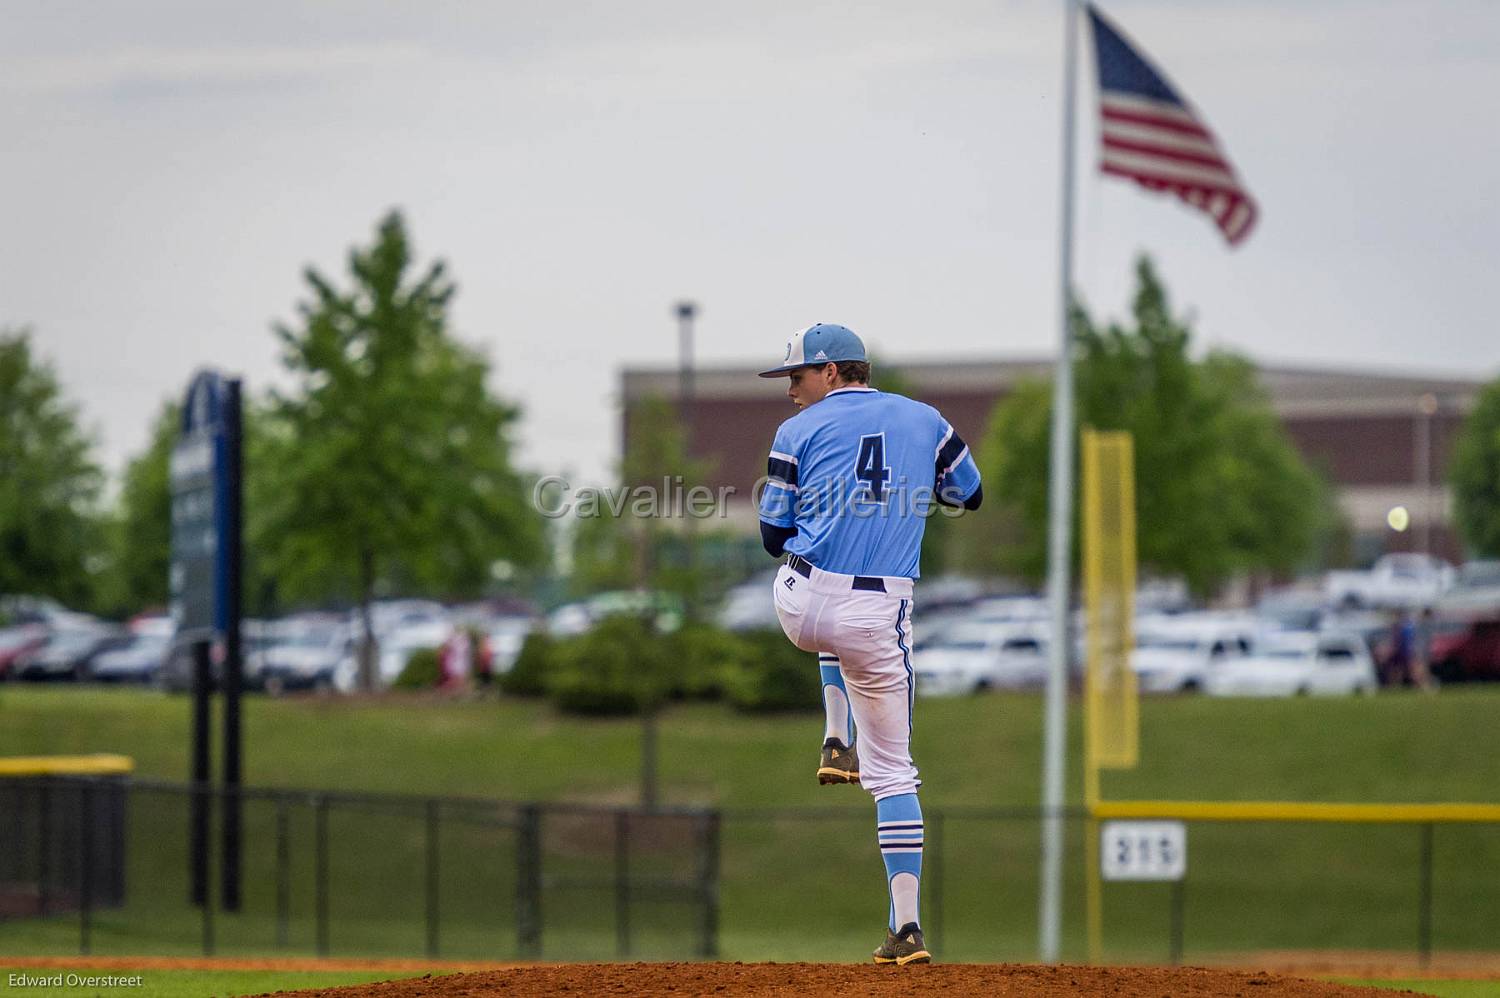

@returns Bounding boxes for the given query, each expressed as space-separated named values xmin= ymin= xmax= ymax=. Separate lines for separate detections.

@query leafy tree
xmin=959 ymin=258 xmax=1331 ymax=596
xmin=262 ymin=211 xmax=543 ymax=687
xmin=944 ymin=380 xmax=1053 ymax=581
xmin=100 ymin=401 xmax=178 ymax=614
xmin=0 ymin=329 xmax=105 ymax=607
xmin=1451 ymin=379 xmax=1500 ymax=557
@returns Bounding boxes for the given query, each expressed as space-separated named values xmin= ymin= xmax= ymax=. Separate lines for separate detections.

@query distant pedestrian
xmin=439 ymin=630 xmax=472 ymax=689
xmin=1382 ymin=612 xmax=1412 ymax=687
xmin=473 ymin=629 xmax=495 ymax=687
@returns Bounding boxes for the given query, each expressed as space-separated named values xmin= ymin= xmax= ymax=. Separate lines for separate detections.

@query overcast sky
xmin=4 ymin=0 xmax=1497 ymax=488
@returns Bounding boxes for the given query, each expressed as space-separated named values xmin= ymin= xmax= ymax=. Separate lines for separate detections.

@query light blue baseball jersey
xmin=758 ymin=386 xmax=982 ymax=578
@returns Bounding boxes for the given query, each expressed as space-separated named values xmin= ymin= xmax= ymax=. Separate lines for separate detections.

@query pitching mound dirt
xmin=258 ymin=961 xmax=1424 ymax=997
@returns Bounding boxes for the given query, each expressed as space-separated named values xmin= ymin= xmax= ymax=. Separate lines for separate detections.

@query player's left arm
xmin=759 ymin=426 xmax=802 ymax=556
xmin=760 ymin=521 xmax=797 ymax=557
xmin=934 ymin=421 xmax=983 ymax=511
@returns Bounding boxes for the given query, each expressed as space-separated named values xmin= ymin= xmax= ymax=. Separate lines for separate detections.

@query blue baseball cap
xmin=758 ymin=323 xmax=867 ymax=378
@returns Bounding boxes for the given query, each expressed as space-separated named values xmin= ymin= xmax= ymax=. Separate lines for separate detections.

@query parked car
xmin=717 ymin=572 xmax=780 ymax=632
xmin=911 ymin=608 xmax=975 ymax=651
xmin=357 ymin=618 xmax=452 ymax=688
xmin=968 ymin=596 xmax=1050 ymax=625
xmin=1325 ymin=554 xmax=1456 ymax=610
xmin=1255 ymin=586 xmax=1329 ymax=634
xmin=15 ymin=624 xmax=126 ymax=681
xmin=0 ymin=624 xmax=48 ymax=680
xmin=1204 ymin=631 xmax=1377 ymax=697
xmin=368 ymin=599 xmax=449 ymax=639
xmin=914 ymin=622 xmax=1050 ymax=695
xmin=90 ymin=617 xmax=174 ymax=683
xmin=158 ymin=620 xmax=274 ymax=692
xmin=259 ymin=622 xmax=351 ymax=695
xmin=1427 ymin=614 xmax=1500 ymax=683
xmin=1435 ymin=561 xmax=1500 ymax=617
xmin=1130 ymin=616 xmax=1258 ymax=693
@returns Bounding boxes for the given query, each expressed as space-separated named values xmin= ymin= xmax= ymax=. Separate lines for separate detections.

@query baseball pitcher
xmin=757 ymin=323 xmax=982 ymax=965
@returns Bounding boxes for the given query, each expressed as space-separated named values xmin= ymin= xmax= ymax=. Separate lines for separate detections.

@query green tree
xmin=0 ymin=329 xmax=105 ymax=607
xmin=101 ymin=401 xmax=178 ymax=614
xmin=962 ymin=258 xmax=1331 ymax=596
xmin=262 ymin=211 xmax=543 ymax=687
xmin=1451 ymin=379 xmax=1500 ymax=557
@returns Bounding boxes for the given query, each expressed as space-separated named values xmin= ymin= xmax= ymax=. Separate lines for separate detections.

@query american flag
xmin=1087 ymin=4 xmax=1258 ymax=246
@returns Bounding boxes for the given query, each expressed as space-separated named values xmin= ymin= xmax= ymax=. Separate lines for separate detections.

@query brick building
xmin=622 ymin=359 xmax=1482 ymax=565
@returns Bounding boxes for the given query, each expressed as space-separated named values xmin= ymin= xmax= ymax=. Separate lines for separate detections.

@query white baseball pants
xmin=771 ymin=562 xmax=919 ymax=800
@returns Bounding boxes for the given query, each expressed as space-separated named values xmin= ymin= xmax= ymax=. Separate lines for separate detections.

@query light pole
xmin=1040 ymin=0 xmax=1081 ymax=964
xmin=676 ymin=301 xmax=697 ymax=410
xmin=1416 ymin=392 xmax=1439 ymax=557
xmin=675 ymin=301 xmax=700 ymax=622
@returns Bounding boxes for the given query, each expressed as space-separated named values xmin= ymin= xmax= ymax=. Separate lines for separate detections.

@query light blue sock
xmin=876 ymin=793 xmax=923 ymax=931
xmin=818 ymin=654 xmax=853 ymax=746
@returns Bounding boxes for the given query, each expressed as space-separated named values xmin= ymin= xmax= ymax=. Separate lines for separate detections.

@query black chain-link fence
xmin=0 ymin=776 xmax=718 ymax=961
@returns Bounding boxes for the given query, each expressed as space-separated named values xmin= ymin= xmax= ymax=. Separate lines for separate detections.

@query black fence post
xmin=200 ymin=788 xmax=215 ymax=957
xmin=77 ymin=782 xmax=92 ymax=956
xmin=927 ymin=809 xmax=944 ymax=954
xmin=426 ymin=799 xmax=441 ymax=959
xmin=5 ymin=783 xmax=21 ymax=883
xmin=108 ymin=778 xmax=126 ymax=905
xmin=2 ymin=784 xmax=13 ymax=882
xmin=315 ymin=795 xmax=330 ymax=957
xmin=38 ymin=779 xmax=52 ymax=917
xmin=615 ymin=810 xmax=631 ymax=958
xmin=220 ymin=376 xmax=244 ymax=915
xmin=190 ymin=639 xmax=212 ymax=908
xmin=698 ymin=811 xmax=720 ymax=959
xmin=276 ymin=796 xmax=290 ymax=949
xmin=1418 ymin=823 xmax=1434 ymax=970
xmin=515 ymin=804 xmax=542 ymax=958
xmin=1169 ymin=878 xmax=1185 ymax=966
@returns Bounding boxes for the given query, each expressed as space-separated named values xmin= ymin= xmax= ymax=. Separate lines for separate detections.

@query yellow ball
xmin=1387 ymin=506 xmax=1410 ymax=532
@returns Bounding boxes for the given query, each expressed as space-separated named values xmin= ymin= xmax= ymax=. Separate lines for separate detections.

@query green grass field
xmin=1342 ymin=982 xmax=1498 ymax=998
xmin=1 ymin=684 xmax=1498 ymax=971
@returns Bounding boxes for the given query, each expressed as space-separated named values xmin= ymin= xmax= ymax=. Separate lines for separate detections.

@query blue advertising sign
xmin=170 ymin=370 xmax=234 ymax=638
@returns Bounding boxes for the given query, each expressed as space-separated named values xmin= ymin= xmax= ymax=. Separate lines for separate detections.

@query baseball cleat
xmin=872 ymin=922 xmax=930 ymax=965
xmin=817 ymin=738 xmax=860 ymax=785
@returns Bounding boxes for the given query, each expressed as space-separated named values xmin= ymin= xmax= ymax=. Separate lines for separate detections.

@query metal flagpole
xmin=1039 ymin=0 xmax=1081 ymax=964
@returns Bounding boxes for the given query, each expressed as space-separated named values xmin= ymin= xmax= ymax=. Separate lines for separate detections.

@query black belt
xmin=787 ymin=554 xmax=886 ymax=593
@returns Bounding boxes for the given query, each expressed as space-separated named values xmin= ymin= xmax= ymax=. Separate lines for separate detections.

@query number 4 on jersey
xmin=855 ymin=433 xmax=891 ymax=502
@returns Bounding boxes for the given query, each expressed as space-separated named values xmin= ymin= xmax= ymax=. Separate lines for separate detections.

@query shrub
xmin=499 ymin=632 xmax=555 ymax=697
xmin=547 ymin=615 xmax=680 ymax=716
xmin=666 ymin=623 xmax=746 ymax=700
xmin=722 ymin=629 xmax=822 ymax=713
xmin=393 ymin=646 xmax=442 ymax=690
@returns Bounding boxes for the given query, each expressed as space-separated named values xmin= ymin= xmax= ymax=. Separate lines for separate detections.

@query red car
xmin=1429 ymin=616 xmax=1500 ymax=683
